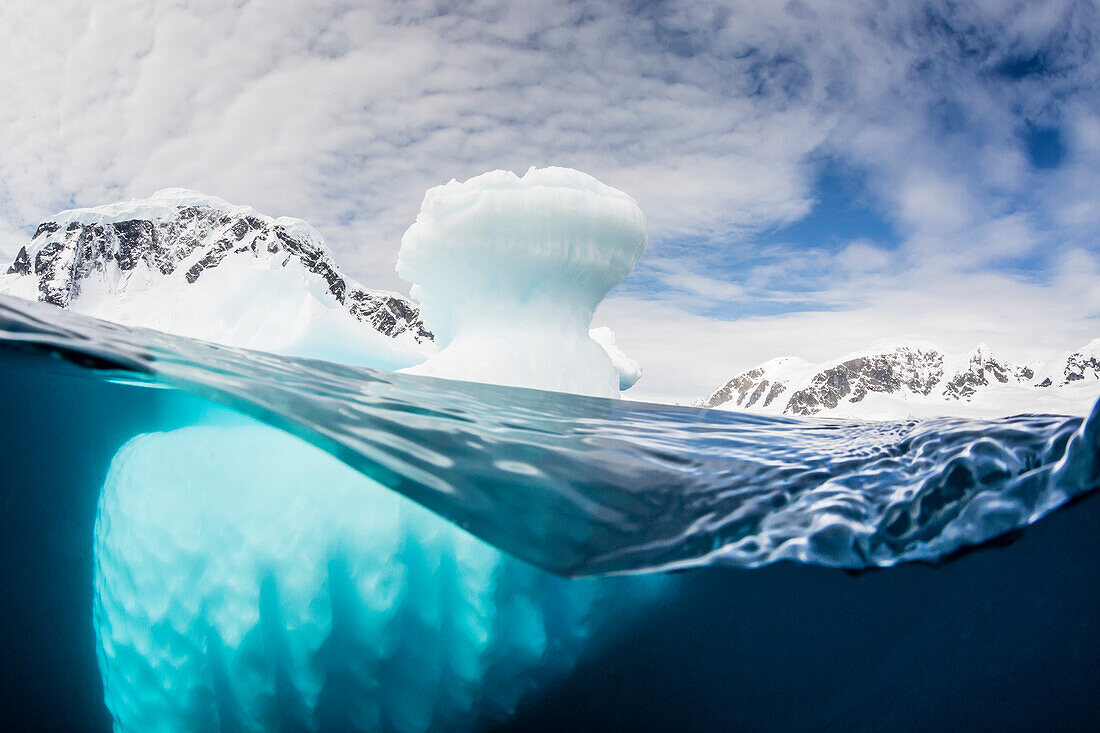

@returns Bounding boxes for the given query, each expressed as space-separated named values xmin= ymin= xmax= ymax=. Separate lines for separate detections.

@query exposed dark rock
xmin=701 ymin=340 xmax=1095 ymax=417
xmin=33 ymin=222 xmax=59 ymax=238
xmin=346 ymin=289 xmax=434 ymax=342
xmin=274 ymin=226 xmax=347 ymax=304
xmin=6 ymin=247 xmax=31 ymax=276
xmin=785 ymin=349 xmax=943 ymax=416
xmin=185 ymin=239 xmax=234 ymax=283
xmin=33 ymin=238 xmax=77 ymax=307
xmin=745 ymin=380 xmax=768 ymax=408
xmin=700 ymin=367 xmax=771 ymax=409
xmin=944 ymin=351 xmax=1034 ymax=401
xmin=1064 ymin=353 xmax=1100 ymax=384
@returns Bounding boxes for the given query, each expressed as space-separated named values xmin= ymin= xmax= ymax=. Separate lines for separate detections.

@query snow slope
xmin=0 ymin=189 xmax=433 ymax=370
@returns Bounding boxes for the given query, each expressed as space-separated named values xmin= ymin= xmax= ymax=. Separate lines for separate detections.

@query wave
xmin=1 ymin=293 xmax=1097 ymax=577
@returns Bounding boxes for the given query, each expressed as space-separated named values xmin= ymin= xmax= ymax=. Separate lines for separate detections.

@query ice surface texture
xmin=398 ymin=167 xmax=647 ymax=397
xmin=589 ymin=326 xmax=642 ymax=391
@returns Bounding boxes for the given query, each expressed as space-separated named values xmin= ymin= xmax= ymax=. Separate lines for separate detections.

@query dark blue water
xmin=0 ymin=294 xmax=1098 ymax=730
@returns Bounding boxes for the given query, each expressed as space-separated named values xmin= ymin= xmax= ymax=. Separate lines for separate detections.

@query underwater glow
xmin=94 ymin=417 xmax=650 ymax=731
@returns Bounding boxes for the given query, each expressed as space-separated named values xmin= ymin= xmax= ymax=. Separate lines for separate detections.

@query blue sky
xmin=0 ymin=0 xmax=1098 ymax=401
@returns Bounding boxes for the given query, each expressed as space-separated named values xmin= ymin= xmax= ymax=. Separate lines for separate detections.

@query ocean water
xmin=1 ymin=293 xmax=1098 ymax=730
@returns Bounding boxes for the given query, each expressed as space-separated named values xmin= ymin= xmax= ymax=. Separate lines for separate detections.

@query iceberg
xmin=398 ymin=167 xmax=647 ymax=398
xmin=93 ymin=168 xmax=657 ymax=731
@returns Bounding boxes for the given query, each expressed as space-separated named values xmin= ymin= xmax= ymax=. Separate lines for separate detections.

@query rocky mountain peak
xmin=783 ymin=346 xmax=944 ymax=416
xmin=942 ymin=346 xmax=1034 ymax=400
xmin=701 ymin=340 xmax=1099 ymax=418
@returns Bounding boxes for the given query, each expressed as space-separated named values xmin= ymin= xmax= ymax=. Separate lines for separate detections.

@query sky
xmin=1 ymin=0 xmax=1098 ymax=402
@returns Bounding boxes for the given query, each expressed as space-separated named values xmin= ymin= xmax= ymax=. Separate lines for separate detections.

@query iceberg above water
xmin=398 ymin=167 xmax=647 ymax=398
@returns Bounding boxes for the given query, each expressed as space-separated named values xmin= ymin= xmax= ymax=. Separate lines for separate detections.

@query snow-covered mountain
xmin=700 ymin=340 xmax=1100 ymax=418
xmin=0 ymin=189 xmax=433 ymax=369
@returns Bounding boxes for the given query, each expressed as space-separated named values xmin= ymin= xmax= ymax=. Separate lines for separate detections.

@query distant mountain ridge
xmin=0 ymin=189 xmax=432 ymax=345
xmin=700 ymin=340 xmax=1100 ymax=418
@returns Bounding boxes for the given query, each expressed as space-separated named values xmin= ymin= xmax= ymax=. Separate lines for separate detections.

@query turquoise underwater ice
xmin=94 ymin=411 xmax=658 ymax=731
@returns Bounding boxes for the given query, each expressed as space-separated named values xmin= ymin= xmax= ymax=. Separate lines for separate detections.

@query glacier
xmin=91 ymin=168 xmax=659 ymax=731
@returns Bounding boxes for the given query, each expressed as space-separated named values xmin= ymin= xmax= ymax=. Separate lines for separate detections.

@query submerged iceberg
xmin=93 ymin=168 xmax=657 ymax=731
xmin=95 ymin=418 xmax=648 ymax=731
xmin=398 ymin=167 xmax=647 ymax=398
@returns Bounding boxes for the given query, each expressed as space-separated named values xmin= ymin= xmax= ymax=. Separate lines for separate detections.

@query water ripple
xmin=1 ymin=294 xmax=1096 ymax=576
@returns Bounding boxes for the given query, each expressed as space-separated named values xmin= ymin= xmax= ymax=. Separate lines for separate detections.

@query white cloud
xmin=837 ymin=240 xmax=892 ymax=274
xmin=1 ymin=0 xmax=852 ymax=288
xmin=897 ymin=174 xmax=974 ymax=234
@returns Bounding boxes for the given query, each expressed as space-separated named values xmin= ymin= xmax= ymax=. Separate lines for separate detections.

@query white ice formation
xmin=398 ymin=167 xmax=647 ymax=398
xmin=93 ymin=168 xmax=658 ymax=732
xmin=589 ymin=326 xmax=643 ymax=391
